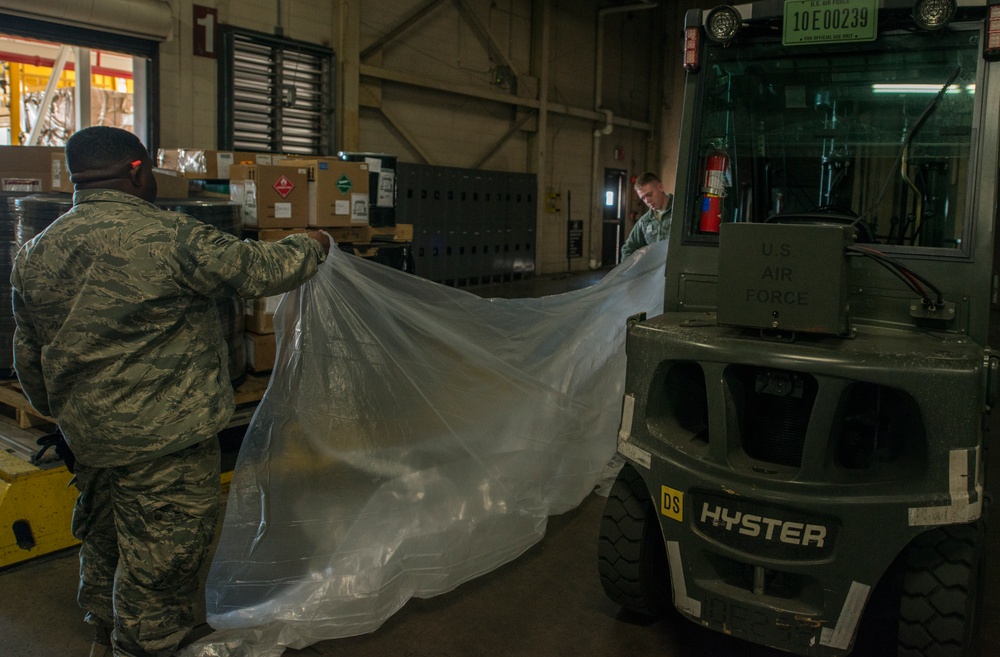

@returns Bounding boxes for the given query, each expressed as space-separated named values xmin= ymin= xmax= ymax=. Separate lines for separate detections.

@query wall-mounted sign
xmin=193 ymin=5 xmax=219 ymax=58
xmin=567 ymin=220 xmax=583 ymax=259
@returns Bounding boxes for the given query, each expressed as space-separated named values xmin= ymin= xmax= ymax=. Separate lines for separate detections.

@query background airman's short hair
xmin=65 ymin=126 xmax=148 ymax=176
xmin=634 ymin=172 xmax=661 ymax=188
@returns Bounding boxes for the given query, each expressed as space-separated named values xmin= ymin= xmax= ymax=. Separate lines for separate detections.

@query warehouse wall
xmin=158 ymin=0 xmax=338 ymax=149
xmin=1 ymin=0 xmax=717 ymax=276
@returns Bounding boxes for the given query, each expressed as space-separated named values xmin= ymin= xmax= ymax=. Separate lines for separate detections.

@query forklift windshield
xmin=690 ymin=23 xmax=980 ymax=251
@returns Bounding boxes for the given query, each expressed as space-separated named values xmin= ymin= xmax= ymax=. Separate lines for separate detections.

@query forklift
xmin=598 ymin=0 xmax=1000 ymax=654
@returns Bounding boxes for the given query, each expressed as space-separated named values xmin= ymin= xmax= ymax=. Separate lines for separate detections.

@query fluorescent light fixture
xmin=605 ymin=191 xmax=615 ymax=206
xmin=871 ymin=83 xmax=975 ymax=94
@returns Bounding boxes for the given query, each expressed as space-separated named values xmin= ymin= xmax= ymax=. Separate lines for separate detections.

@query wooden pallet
xmin=0 ymin=374 xmax=271 ymax=431
xmin=233 ymin=373 xmax=270 ymax=406
xmin=0 ymin=382 xmax=54 ymax=429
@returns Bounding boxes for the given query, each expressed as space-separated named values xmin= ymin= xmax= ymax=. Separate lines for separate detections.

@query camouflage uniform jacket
xmin=620 ymin=203 xmax=672 ymax=261
xmin=11 ymin=189 xmax=326 ymax=468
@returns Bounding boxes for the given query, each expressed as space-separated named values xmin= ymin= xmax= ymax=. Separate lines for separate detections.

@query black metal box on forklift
xmin=717 ymin=223 xmax=852 ymax=336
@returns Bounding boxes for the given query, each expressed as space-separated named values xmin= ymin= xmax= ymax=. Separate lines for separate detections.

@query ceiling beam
xmin=375 ymin=105 xmax=437 ymax=165
xmin=454 ymin=0 xmax=521 ymax=82
xmin=359 ymin=63 xmax=651 ymax=132
xmin=472 ymin=110 xmax=535 ymax=169
xmin=360 ymin=0 xmax=449 ymax=61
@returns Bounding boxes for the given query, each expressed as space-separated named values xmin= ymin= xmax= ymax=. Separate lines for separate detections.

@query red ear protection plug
xmin=130 ymin=159 xmax=142 ymax=171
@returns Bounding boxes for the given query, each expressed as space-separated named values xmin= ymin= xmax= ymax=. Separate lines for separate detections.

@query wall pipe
xmin=589 ymin=2 xmax=658 ymax=268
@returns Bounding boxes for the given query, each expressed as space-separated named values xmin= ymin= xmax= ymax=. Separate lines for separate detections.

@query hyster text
xmin=700 ymin=503 xmax=827 ymax=547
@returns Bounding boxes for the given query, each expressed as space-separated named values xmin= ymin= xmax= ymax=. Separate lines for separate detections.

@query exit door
xmin=601 ymin=168 xmax=628 ymax=267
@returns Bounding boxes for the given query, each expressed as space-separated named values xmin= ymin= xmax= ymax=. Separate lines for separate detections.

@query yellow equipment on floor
xmin=0 ymin=450 xmax=78 ymax=569
xmin=0 ymin=376 xmax=260 ymax=569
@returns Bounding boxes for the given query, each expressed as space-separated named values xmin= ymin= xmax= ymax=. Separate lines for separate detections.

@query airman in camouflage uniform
xmin=620 ymin=171 xmax=673 ymax=261
xmin=10 ymin=126 xmax=330 ymax=657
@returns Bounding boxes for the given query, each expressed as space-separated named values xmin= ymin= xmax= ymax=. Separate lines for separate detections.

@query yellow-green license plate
xmin=783 ymin=0 xmax=878 ymax=46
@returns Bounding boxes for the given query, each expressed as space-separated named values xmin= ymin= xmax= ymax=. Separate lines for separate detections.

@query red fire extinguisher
xmin=699 ymin=143 xmax=730 ymax=233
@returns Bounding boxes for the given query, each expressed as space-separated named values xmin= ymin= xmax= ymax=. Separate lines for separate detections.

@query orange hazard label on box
xmin=273 ymin=174 xmax=295 ymax=198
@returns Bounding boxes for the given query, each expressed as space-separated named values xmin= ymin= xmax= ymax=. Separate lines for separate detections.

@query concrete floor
xmin=4 ymin=486 xmax=998 ymax=657
xmin=2 ymin=266 xmax=1000 ymax=656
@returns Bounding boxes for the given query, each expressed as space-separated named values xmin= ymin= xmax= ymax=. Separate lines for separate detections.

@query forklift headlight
xmin=912 ymin=0 xmax=956 ymax=30
xmin=705 ymin=5 xmax=742 ymax=43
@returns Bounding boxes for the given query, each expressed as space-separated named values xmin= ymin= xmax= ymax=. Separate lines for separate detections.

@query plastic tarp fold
xmin=182 ymin=240 xmax=667 ymax=657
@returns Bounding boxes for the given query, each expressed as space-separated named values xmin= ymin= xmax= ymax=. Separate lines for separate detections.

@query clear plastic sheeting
xmin=182 ymin=240 xmax=668 ymax=657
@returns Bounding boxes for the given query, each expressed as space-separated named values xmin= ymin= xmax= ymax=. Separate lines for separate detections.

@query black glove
xmin=34 ymin=430 xmax=76 ymax=473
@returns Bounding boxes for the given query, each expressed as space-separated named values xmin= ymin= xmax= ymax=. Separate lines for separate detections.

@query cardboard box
xmin=152 ymin=169 xmax=190 ymax=198
xmin=316 ymin=187 xmax=370 ymax=228
xmin=245 ymin=331 xmax=277 ymax=373
xmin=0 ymin=145 xmax=64 ymax=191
xmin=229 ymin=164 xmax=309 ymax=229
xmin=49 ymin=156 xmax=191 ymax=199
xmin=234 ymin=151 xmax=279 ymax=167
xmin=156 ymin=149 xmax=279 ymax=179
xmin=325 ymin=224 xmax=414 ymax=244
xmin=51 ymin=152 xmax=73 ymax=193
xmin=246 ymin=228 xmax=308 ymax=242
xmin=245 ymin=296 xmax=281 ymax=334
xmin=278 ymin=158 xmax=369 ymax=228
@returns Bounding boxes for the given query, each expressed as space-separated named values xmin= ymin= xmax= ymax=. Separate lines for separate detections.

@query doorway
xmin=0 ymin=13 xmax=158 ymax=148
xmin=601 ymin=168 xmax=628 ymax=267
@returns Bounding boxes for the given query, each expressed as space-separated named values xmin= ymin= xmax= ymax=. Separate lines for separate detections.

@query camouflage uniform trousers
xmin=72 ymin=437 xmax=221 ymax=657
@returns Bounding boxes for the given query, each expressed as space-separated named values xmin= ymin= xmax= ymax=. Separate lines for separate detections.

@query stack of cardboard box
xmin=228 ymin=163 xmax=310 ymax=231
xmin=158 ymin=149 xmax=367 ymax=375
xmin=275 ymin=157 xmax=369 ymax=229
xmin=16 ymin=146 xmax=380 ymax=376
xmin=0 ymin=145 xmax=68 ymax=193
xmin=157 ymin=149 xmax=371 ymax=231
xmin=0 ymin=145 xmax=186 ymax=199
xmin=225 ymin=162 xmax=310 ymax=374
xmin=231 ymin=158 xmax=368 ymax=374
xmin=244 ymin=295 xmax=279 ymax=374
xmin=156 ymin=148 xmax=277 ymax=179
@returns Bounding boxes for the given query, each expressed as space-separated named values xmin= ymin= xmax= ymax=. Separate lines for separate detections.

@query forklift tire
xmin=897 ymin=523 xmax=981 ymax=657
xmin=597 ymin=463 xmax=670 ymax=617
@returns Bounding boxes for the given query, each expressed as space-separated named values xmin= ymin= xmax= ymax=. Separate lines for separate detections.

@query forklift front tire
xmin=897 ymin=523 xmax=981 ymax=657
xmin=597 ymin=463 xmax=670 ymax=617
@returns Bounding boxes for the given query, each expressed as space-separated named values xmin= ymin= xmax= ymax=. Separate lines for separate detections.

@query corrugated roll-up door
xmin=277 ymin=47 xmax=329 ymax=154
xmin=0 ymin=0 xmax=173 ymax=41
xmin=229 ymin=36 xmax=276 ymax=153
xmin=221 ymin=28 xmax=333 ymax=155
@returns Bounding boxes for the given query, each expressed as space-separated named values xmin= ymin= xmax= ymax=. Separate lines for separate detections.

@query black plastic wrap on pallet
xmin=1 ymin=193 xmax=75 ymax=375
